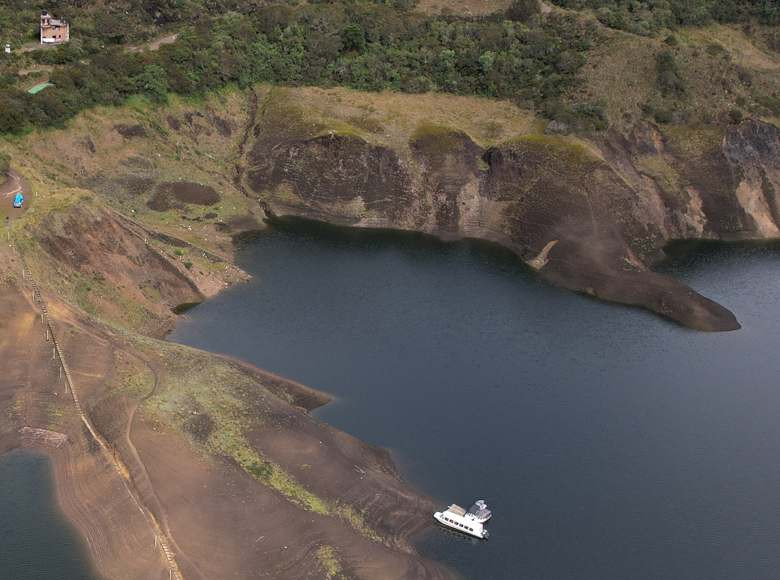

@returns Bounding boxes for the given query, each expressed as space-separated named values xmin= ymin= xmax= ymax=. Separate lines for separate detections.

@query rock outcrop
xmin=243 ymin=110 xmax=780 ymax=331
xmin=26 ymin=202 xmax=245 ymax=335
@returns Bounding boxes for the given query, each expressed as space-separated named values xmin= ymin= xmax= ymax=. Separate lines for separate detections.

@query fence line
xmin=18 ymin=251 xmax=184 ymax=580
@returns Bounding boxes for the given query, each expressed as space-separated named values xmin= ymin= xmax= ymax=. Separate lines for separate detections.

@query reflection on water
xmin=170 ymin=220 xmax=780 ymax=580
xmin=0 ymin=450 xmax=96 ymax=579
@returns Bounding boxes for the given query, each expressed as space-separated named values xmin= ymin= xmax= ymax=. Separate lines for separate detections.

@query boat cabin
xmin=433 ymin=503 xmax=490 ymax=539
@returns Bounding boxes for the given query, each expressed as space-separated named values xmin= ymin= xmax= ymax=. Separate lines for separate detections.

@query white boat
xmin=433 ymin=503 xmax=490 ymax=539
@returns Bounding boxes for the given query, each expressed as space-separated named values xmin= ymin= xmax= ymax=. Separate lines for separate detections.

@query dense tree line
xmin=0 ymin=0 xmax=267 ymax=46
xmin=0 ymin=1 xmax=597 ymax=134
xmin=550 ymin=0 xmax=779 ymax=35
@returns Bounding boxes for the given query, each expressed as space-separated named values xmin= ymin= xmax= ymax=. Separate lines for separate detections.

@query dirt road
xmin=127 ymin=33 xmax=179 ymax=53
xmin=0 ymin=171 xmax=23 ymax=198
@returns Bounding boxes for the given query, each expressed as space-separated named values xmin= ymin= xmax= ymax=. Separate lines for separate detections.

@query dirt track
xmin=0 ymin=256 xmax=170 ymax=579
xmin=0 ymin=171 xmax=23 ymax=198
xmin=127 ymin=33 xmax=179 ymax=53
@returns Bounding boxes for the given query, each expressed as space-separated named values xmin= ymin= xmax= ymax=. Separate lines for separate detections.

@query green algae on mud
xmin=129 ymin=336 xmax=390 ymax=543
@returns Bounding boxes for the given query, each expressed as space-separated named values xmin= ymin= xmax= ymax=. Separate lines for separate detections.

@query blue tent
xmin=13 ymin=192 xmax=23 ymax=208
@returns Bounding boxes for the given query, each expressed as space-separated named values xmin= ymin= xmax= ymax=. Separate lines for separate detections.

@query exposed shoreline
xmin=0 ymin=240 xmax=456 ymax=579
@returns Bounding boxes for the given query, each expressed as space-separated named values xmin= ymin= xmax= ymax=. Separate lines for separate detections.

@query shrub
xmin=506 ymin=0 xmax=541 ymax=22
xmin=542 ymin=100 xmax=608 ymax=131
xmin=133 ymin=64 xmax=169 ymax=103
xmin=548 ymin=0 xmax=779 ymax=32
xmin=727 ymin=108 xmax=743 ymax=124
xmin=656 ymin=50 xmax=686 ymax=98
xmin=756 ymin=95 xmax=780 ymax=115
xmin=341 ymin=24 xmax=366 ymax=53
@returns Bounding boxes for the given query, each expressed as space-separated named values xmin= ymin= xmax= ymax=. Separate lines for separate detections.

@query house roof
xmin=28 ymin=82 xmax=54 ymax=95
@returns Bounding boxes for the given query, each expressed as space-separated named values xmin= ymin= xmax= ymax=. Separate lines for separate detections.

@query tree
xmin=341 ymin=23 xmax=366 ymax=53
xmin=0 ymin=152 xmax=9 ymax=175
xmin=656 ymin=50 xmax=686 ymax=98
xmin=506 ymin=0 xmax=541 ymax=22
xmin=134 ymin=64 xmax=170 ymax=103
xmin=0 ymin=92 xmax=27 ymax=134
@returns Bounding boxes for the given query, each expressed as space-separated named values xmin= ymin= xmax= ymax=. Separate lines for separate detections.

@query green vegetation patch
xmin=137 ymin=340 xmax=329 ymax=513
xmin=259 ymin=91 xmax=327 ymax=143
xmin=259 ymin=90 xmax=373 ymax=149
xmin=549 ymin=0 xmax=779 ymax=36
xmin=662 ymin=125 xmax=725 ymax=159
xmin=316 ymin=545 xmax=344 ymax=579
xmin=634 ymin=154 xmax=681 ymax=195
xmin=132 ymin=337 xmax=390 ymax=542
xmin=411 ymin=122 xmax=474 ymax=155
xmin=503 ymin=133 xmax=602 ymax=168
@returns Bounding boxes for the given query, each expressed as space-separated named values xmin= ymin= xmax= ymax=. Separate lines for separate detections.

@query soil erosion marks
xmin=240 ymin=94 xmax=780 ymax=331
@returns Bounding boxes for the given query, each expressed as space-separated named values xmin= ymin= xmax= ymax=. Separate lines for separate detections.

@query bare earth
xmin=0 ymin=238 xmax=453 ymax=579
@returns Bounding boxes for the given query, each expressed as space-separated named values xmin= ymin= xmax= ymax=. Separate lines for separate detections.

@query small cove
xmin=169 ymin=220 xmax=780 ymax=580
xmin=0 ymin=450 xmax=97 ymax=580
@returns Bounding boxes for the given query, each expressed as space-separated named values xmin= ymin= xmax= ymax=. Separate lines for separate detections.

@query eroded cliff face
xmin=18 ymin=202 xmax=247 ymax=336
xmin=4 ymin=87 xmax=779 ymax=579
xmin=244 ymin=103 xmax=780 ymax=331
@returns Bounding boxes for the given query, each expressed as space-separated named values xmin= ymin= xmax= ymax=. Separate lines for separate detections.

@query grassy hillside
xmin=549 ymin=0 xmax=778 ymax=34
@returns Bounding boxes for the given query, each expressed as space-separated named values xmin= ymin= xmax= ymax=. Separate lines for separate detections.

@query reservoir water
xmin=0 ymin=450 xmax=96 ymax=579
xmin=169 ymin=220 xmax=780 ymax=580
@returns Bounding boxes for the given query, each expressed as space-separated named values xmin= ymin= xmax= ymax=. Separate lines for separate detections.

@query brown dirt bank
xmin=0 ymin=268 xmax=169 ymax=579
xmin=1 ymin=228 xmax=453 ymax=578
xmin=121 ymin=345 xmax=452 ymax=579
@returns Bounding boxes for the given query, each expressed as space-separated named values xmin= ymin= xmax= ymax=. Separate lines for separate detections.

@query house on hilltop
xmin=40 ymin=11 xmax=69 ymax=45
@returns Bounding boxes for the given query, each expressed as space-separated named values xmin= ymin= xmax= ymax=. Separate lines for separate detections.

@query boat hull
xmin=433 ymin=511 xmax=489 ymax=539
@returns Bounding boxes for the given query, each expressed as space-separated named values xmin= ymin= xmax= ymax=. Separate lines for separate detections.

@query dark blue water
xmin=169 ymin=221 xmax=780 ymax=580
xmin=0 ymin=450 xmax=96 ymax=579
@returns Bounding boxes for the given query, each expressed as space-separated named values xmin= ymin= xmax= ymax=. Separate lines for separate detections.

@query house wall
xmin=40 ymin=13 xmax=69 ymax=44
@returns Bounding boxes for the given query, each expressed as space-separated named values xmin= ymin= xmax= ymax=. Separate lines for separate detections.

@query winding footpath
xmin=121 ymin=350 xmax=207 ymax=580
